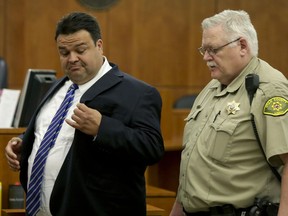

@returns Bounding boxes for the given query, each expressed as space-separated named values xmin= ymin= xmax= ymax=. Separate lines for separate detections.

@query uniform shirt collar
xmin=210 ymin=56 xmax=259 ymax=96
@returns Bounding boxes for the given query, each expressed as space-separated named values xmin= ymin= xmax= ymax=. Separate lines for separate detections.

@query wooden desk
xmin=146 ymin=204 xmax=165 ymax=216
xmin=146 ymin=185 xmax=176 ymax=216
xmin=2 ymin=205 xmax=164 ymax=216
xmin=1 ymin=209 xmax=25 ymax=216
xmin=0 ymin=128 xmax=26 ymax=209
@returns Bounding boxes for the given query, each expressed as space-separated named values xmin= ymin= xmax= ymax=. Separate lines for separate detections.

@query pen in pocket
xmin=213 ymin=111 xmax=221 ymax=123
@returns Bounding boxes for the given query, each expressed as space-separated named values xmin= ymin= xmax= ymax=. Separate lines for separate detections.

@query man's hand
xmin=170 ymin=200 xmax=185 ymax=216
xmin=5 ymin=137 xmax=22 ymax=171
xmin=66 ymin=103 xmax=102 ymax=136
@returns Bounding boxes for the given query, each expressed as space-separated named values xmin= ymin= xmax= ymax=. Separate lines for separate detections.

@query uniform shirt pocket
xmin=207 ymin=116 xmax=238 ymax=163
xmin=183 ymin=108 xmax=203 ymax=148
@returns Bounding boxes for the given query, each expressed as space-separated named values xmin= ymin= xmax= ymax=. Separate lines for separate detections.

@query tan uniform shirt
xmin=177 ymin=57 xmax=288 ymax=212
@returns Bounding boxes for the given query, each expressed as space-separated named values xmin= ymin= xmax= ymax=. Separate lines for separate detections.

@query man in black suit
xmin=5 ymin=12 xmax=164 ymax=216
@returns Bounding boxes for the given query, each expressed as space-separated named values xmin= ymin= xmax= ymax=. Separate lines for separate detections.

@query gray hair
xmin=201 ymin=10 xmax=258 ymax=56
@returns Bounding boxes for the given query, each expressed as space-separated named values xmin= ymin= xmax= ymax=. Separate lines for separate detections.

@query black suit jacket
xmin=20 ymin=63 xmax=164 ymax=216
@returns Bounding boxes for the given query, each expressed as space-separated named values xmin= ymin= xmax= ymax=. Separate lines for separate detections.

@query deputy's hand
xmin=66 ymin=103 xmax=102 ymax=136
xmin=5 ymin=137 xmax=22 ymax=171
xmin=169 ymin=201 xmax=185 ymax=216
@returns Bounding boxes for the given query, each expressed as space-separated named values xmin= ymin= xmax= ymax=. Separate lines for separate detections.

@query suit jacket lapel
xmin=80 ymin=66 xmax=123 ymax=103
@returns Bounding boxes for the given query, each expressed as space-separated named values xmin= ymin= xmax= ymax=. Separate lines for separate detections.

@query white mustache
xmin=207 ymin=62 xmax=217 ymax=67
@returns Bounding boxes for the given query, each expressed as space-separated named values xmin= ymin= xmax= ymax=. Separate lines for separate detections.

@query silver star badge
xmin=226 ymin=100 xmax=240 ymax=115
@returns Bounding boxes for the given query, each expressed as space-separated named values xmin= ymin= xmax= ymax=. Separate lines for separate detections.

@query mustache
xmin=207 ymin=62 xmax=217 ymax=67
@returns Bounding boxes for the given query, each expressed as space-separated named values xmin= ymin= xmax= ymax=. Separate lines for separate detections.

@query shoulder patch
xmin=263 ymin=96 xmax=288 ymax=116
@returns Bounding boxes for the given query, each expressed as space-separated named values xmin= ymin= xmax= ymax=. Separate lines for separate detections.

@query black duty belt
xmin=183 ymin=204 xmax=250 ymax=216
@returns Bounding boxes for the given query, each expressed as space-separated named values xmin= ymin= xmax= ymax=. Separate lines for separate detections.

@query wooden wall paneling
xmin=105 ymin=0 xmax=137 ymax=75
xmin=25 ymin=0 xmax=111 ymax=79
xmin=128 ymin=0 xmax=194 ymax=86
xmin=217 ymin=0 xmax=288 ymax=77
xmin=0 ymin=0 xmax=5 ymax=56
xmin=185 ymin=0 xmax=215 ymax=88
xmin=22 ymin=0 xmax=111 ymax=77
xmin=156 ymin=0 xmax=215 ymax=145
xmin=4 ymin=0 xmax=112 ymax=89
xmin=120 ymin=0 xmax=212 ymax=87
xmin=249 ymin=0 xmax=288 ymax=77
xmin=5 ymin=0 xmax=26 ymax=89
xmin=23 ymin=0 xmax=69 ymax=76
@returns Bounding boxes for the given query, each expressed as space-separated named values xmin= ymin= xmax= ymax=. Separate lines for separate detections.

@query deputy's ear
xmin=239 ymin=38 xmax=249 ymax=55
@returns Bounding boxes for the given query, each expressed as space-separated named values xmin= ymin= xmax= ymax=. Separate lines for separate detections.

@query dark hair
xmin=55 ymin=12 xmax=102 ymax=44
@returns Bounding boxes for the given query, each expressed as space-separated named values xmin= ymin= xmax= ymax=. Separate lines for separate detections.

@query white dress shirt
xmin=27 ymin=57 xmax=111 ymax=216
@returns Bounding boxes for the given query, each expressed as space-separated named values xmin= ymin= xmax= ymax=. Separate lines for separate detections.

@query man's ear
xmin=96 ymin=39 xmax=103 ymax=51
xmin=239 ymin=38 xmax=249 ymax=55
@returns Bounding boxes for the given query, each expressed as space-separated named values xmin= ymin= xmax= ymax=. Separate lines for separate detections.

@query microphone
xmin=245 ymin=73 xmax=259 ymax=105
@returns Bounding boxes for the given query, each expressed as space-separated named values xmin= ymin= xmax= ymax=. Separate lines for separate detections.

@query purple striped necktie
xmin=26 ymin=83 xmax=78 ymax=216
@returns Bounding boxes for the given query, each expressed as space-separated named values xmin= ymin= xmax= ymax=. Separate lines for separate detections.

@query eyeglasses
xmin=198 ymin=37 xmax=241 ymax=56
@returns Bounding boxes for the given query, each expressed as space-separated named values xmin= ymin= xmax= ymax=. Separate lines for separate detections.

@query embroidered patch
xmin=263 ymin=96 xmax=288 ymax=116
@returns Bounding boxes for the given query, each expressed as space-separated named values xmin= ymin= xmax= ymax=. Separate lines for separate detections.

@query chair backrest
xmin=173 ymin=94 xmax=197 ymax=109
xmin=0 ymin=57 xmax=8 ymax=89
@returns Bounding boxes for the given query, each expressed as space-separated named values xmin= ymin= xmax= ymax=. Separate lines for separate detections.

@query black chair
xmin=173 ymin=94 xmax=197 ymax=109
xmin=0 ymin=57 xmax=8 ymax=89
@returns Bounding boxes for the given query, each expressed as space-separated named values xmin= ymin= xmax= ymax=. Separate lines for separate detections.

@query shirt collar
xmin=76 ymin=56 xmax=112 ymax=94
xmin=209 ymin=56 xmax=259 ymax=96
